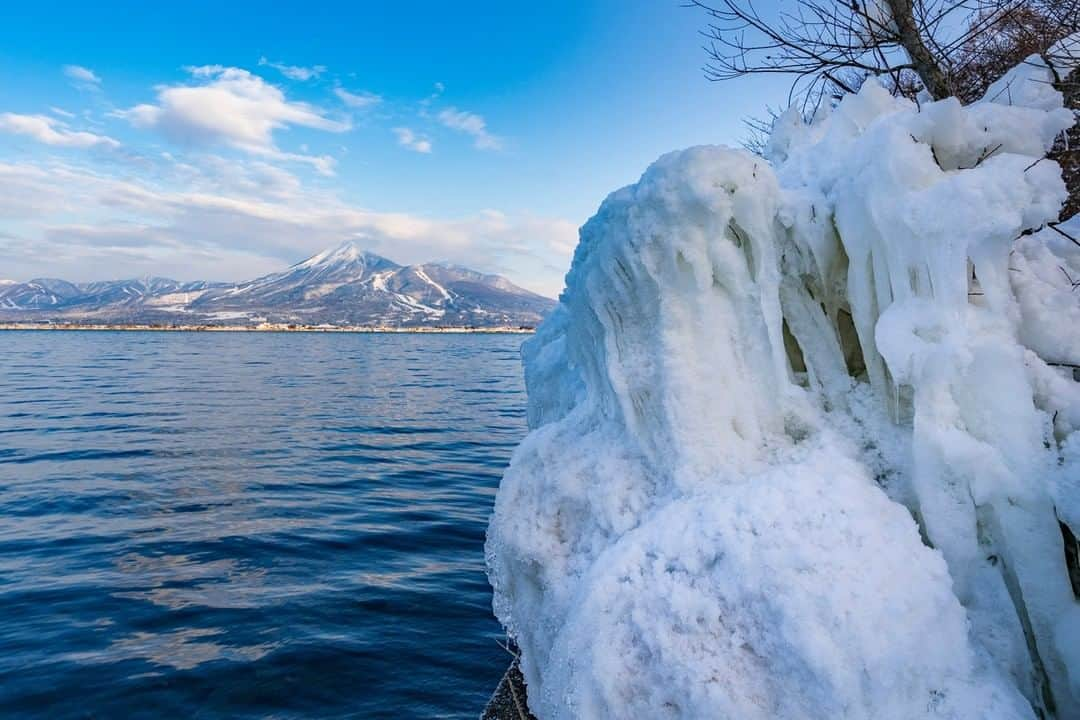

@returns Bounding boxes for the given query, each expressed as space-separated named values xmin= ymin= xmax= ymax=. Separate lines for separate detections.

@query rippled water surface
xmin=0 ymin=331 xmax=527 ymax=719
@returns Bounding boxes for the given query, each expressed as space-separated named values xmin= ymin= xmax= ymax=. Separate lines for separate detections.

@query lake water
xmin=0 ymin=331 xmax=527 ymax=719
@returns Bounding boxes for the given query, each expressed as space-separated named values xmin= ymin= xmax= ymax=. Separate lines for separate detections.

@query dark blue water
xmin=0 ymin=331 xmax=526 ymax=719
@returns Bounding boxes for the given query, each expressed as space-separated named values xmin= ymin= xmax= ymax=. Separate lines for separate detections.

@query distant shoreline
xmin=0 ymin=323 xmax=536 ymax=334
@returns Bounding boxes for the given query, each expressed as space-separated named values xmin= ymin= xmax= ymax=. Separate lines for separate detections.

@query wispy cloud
xmin=63 ymin=65 xmax=102 ymax=90
xmin=114 ymin=66 xmax=347 ymax=174
xmin=258 ymin=57 xmax=327 ymax=82
xmin=62 ymin=65 xmax=103 ymax=94
xmin=0 ymin=113 xmax=119 ymax=149
xmin=392 ymin=127 xmax=432 ymax=153
xmin=334 ymin=88 xmax=382 ymax=109
xmin=184 ymin=64 xmax=227 ymax=77
xmin=437 ymin=107 xmax=502 ymax=150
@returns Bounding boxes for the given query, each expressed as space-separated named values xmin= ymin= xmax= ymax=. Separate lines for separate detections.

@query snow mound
xmin=545 ymin=462 xmax=1038 ymax=720
xmin=487 ymin=44 xmax=1080 ymax=720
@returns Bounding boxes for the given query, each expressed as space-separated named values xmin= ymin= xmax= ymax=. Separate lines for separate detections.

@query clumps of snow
xmin=1012 ymin=219 xmax=1080 ymax=372
xmin=487 ymin=44 xmax=1080 ymax=719
xmin=982 ymin=52 xmax=1070 ymax=112
xmin=542 ymin=466 xmax=1033 ymax=720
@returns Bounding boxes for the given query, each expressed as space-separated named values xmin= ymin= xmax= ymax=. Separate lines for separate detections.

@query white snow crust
xmin=487 ymin=46 xmax=1080 ymax=720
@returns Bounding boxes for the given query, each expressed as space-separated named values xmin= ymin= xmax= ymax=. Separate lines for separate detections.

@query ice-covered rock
xmin=487 ymin=45 xmax=1080 ymax=719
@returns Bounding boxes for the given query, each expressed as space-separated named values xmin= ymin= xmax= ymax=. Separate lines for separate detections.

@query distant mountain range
xmin=0 ymin=242 xmax=556 ymax=328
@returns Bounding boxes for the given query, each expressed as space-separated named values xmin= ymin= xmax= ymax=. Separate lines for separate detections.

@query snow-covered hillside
xmin=487 ymin=41 xmax=1080 ymax=719
xmin=0 ymin=241 xmax=555 ymax=327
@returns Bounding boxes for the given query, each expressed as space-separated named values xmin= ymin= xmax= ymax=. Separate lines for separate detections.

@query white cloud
xmin=49 ymin=107 xmax=75 ymax=119
xmin=0 ymin=158 xmax=572 ymax=296
xmin=437 ymin=107 xmax=502 ymax=150
xmin=115 ymin=66 xmax=347 ymax=173
xmin=0 ymin=113 xmax=119 ymax=149
xmin=257 ymin=57 xmax=327 ymax=82
xmin=183 ymin=64 xmax=228 ymax=77
xmin=392 ymin=127 xmax=432 ymax=154
xmin=334 ymin=88 xmax=382 ymax=109
xmin=63 ymin=65 xmax=101 ymax=88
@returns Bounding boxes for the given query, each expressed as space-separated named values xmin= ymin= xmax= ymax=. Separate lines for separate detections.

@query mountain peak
xmin=329 ymin=239 xmax=364 ymax=259
xmin=298 ymin=241 xmax=395 ymax=270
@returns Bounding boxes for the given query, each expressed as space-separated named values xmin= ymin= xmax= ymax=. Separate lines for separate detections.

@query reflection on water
xmin=64 ymin=627 xmax=279 ymax=672
xmin=0 ymin=331 xmax=525 ymax=719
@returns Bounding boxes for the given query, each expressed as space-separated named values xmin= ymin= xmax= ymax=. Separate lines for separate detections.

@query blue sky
xmin=0 ymin=0 xmax=786 ymax=296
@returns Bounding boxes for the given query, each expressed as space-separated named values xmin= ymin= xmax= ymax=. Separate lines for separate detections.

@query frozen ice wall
xmin=487 ymin=43 xmax=1080 ymax=720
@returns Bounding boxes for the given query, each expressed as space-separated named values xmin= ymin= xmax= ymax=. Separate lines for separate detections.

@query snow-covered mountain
xmin=0 ymin=241 xmax=555 ymax=327
xmin=0 ymin=278 xmax=84 ymax=309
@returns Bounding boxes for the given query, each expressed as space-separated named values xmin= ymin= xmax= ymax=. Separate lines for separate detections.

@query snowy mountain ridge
xmin=0 ymin=240 xmax=555 ymax=327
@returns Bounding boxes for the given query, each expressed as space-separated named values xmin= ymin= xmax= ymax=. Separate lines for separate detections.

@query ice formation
xmin=487 ymin=41 xmax=1080 ymax=720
